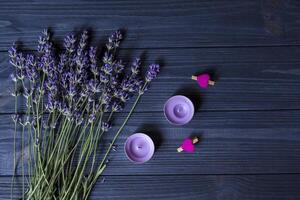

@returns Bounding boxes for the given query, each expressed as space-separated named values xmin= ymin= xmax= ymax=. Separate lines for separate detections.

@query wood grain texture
xmin=1 ymin=0 xmax=300 ymax=199
xmin=2 ymin=174 xmax=300 ymax=200
xmin=0 ymin=0 xmax=299 ymax=50
xmin=1 ymin=46 xmax=300 ymax=113
xmin=1 ymin=109 xmax=300 ymax=176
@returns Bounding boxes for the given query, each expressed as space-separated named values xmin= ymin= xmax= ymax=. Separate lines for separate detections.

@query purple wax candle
xmin=124 ymin=133 xmax=155 ymax=164
xmin=164 ymin=95 xmax=194 ymax=125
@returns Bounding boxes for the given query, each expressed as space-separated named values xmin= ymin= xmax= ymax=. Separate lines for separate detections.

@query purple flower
xmin=89 ymin=47 xmax=98 ymax=75
xmin=79 ymin=31 xmax=88 ymax=50
xmin=57 ymin=53 xmax=66 ymax=74
xmin=101 ymin=92 xmax=112 ymax=105
xmin=145 ymin=64 xmax=160 ymax=82
xmin=9 ymin=29 xmax=161 ymax=153
xmin=116 ymin=90 xmax=129 ymax=102
xmin=9 ymin=50 xmax=25 ymax=70
xmin=64 ymin=34 xmax=76 ymax=53
xmin=131 ymin=58 xmax=141 ymax=76
xmin=100 ymin=72 xmax=109 ymax=84
xmin=67 ymin=84 xmax=77 ymax=98
xmin=88 ymin=80 xmax=101 ymax=93
xmin=45 ymin=93 xmax=56 ymax=112
xmin=25 ymin=54 xmax=38 ymax=81
xmin=103 ymin=52 xmax=113 ymax=64
xmin=38 ymin=29 xmax=52 ymax=53
xmin=114 ymin=60 xmax=124 ymax=74
xmin=8 ymin=44 xmax=17 ymax=59
xmin=74 ymin=111 xmax=83 ymax=126
xmin=110 ymin=74 xmax=120 ymax=87
xmin=106 ymin=30 xmax=122 ymax=50
xmin=102 ymin=63 xmax=113 ymax=75
xmin=112 ymin=100 xmax=123 ymax=112
xmin=101 ymin=122 xmax=111 ymax=132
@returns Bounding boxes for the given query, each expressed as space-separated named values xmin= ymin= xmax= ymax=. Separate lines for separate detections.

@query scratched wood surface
xmin=0 ymin=0 xmax=300 ymax=199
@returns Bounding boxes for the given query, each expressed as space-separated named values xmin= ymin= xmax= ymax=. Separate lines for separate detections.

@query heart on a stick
xmin=177 ymin=137 xmax=199 ymax=152
xmin=191 ymin=73 xmax=215 ymax=88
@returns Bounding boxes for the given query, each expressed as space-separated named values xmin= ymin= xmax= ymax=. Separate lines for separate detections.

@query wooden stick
xmin=192 ymin=137 xmax=199 ymax=144
xmin=177 ymin=147 xmax=183 ymax=152
xmin=208 ymin=80 xmax=215 ymax=86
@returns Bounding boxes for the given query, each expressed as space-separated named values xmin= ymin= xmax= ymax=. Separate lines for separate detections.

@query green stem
xmin=84 ymin=83 xmax=147 ymax=198
xmin=10 ymin=79 xmax=18 ymax=200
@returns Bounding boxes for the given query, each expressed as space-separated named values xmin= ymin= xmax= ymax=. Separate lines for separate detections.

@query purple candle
xmin=124 ymin=133 xmax=155 ymax=164
xmin=164 ymin=95 xmax=194 ymax=125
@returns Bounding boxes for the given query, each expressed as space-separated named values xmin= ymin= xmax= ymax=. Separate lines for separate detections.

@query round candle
xmin=164 ymin=95 xmax=194 ymax=125
xmin=124 ymin=133 xmax=155 ymax=164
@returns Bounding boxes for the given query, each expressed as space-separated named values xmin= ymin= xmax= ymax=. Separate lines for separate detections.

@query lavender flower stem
xmin=88 ymin=110 xmax=114 ymax=179
xmin=10 ymin=76 xmax=18 ymax=200
xmin=85 ymin=83 xmax=148 ymax=197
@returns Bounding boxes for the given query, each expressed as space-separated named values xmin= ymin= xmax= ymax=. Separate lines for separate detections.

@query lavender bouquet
xmin=10 ymin=29 xmax=159 ymax=199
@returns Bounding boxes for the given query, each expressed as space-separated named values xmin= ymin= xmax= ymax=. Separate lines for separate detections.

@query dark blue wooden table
xmin=1 ymin=0 xmax=300 ymax=199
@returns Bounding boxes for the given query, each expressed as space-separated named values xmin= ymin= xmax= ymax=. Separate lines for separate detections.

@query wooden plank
xmin=1 ymin=46 xmax=300 ymax=113
xmin=1 ymin=109 xmax=300 ymax=176
xmin=2 ymin=174 xmax=300 ymax=200
xmin=0 ymin=0 xmax=300 ymax=50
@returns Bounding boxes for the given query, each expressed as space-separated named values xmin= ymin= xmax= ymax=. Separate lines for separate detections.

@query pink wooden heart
xmin=181 ymin=138 xmax=195 ymax=152
xmin=197 ymin=74 xmax=210 ymax=88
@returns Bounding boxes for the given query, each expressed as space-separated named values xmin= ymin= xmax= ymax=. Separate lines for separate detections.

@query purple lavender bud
xmin=121 ymin=76 xmax=138 ymax=92
xmin=114 ymin=60 xmax=124 ymax=74
xmin=89 ymin=46 xmax=97 ymax=59
xmin=131 ymin=58 xmax=141 ymax=75
xmin=64 ymin=34 xmax=76 ymax=53
xmin=63 ymin=106 xmax=72 ymax=120
xmin=103 ymin=52 xmax=113 ymax=64
xmin=88 ymin=80 xmax=100 ymax=93
xmin=74 ymin=112 xmax=83 ymax=126
xmin=38 ymin=29 xmax=51 ymax=53
xmin=68 ymin=84 xmax=76 ymax=98
xmin=10 ymin=52 xmax=25 ymax=70
xmin=102 ymin=103 xmax=110 ymax=112
xmin=101 ymin=122 xmax=111 ymax=132
xmin=39 ymin=53 xmax=54 ymax=74
xmin=79 ymin=30 xmax=88 ymax=50
xmin=89 ymin=46 xmax=98 ymax=75
xmin=115 ymin=90 xmax=129 ymax=102
xmin=101 ymin=92 xmax=112 ymax=105
xmin=80 ymin=90 xmax=88 ymax=98
xmin=102 ymin=63 xmax=113 ymax=75
xmin=8 ymin=44 xmax=17 ymax=59
xmin=16 ymin=69 xmax=25 ymax=80
xmin=106 ymin=30 xmax=122 ymax=50
xmin=145 ymin=64 xmax=160 ymax=82
xmin=110 ymin=74 xmax=119 ymax=87
xmin=112 ymin=101 xmax=123 ymax=112
xmin=57 ymin=53 xmax=66 ymax=74
xmin=100 ymin=72 xmax=109 ymax=84
xmin=25 ymin=54 xmax=38 ymax=81
xmin=133 ymin=77 xmax=144 ymax=92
